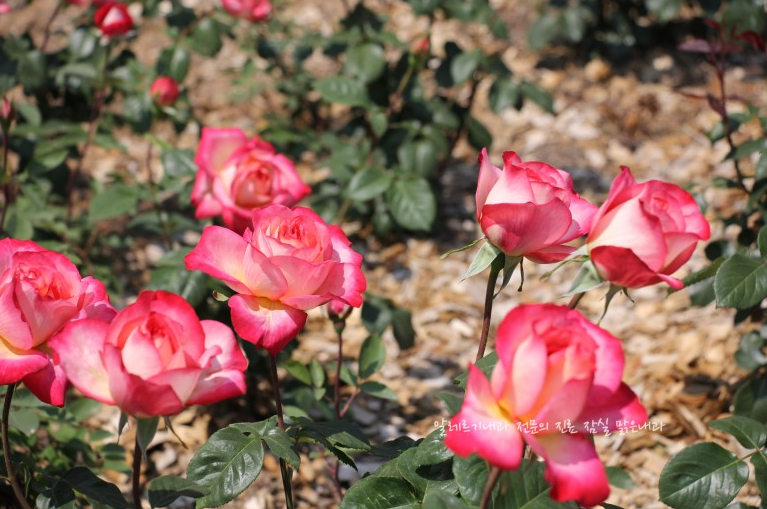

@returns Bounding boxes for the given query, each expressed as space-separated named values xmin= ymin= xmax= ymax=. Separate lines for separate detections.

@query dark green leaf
xmin=455 ymin=351 xmax=497 ymax=389
xmin=520 ymin=81 xmax=554 ymax=114
xmin=297 ymin=418 xmax=371 ymax=452
xmin=148 ymin=476 xmax=208 ymax=508
xmin=452 ymin=454 xmax=488 ymax=505
xmin=646 ymin=0 xmax=683 ymax=22
xmin=89 ymin=184 xmax=139 ymax=223
xmin=734 ymin=376 xmax=767 ymax=422
xmin=360 ymin=381 xmax=398 ymax=400
xmin=714 ymin=254 xmax=767 ymax=309
xmin=606 ymin=466 xmax=635 ymax=489
xmin=409 ymin=0 xmax=439 ymax=15
xmin=314 ymin=77 xmax=370 ymax=107
xmin=260 ymin=421 xmax=300 ymax=470
xmin=346 ymin=167 xmax=392 ymax=201
xmin=527 ymin=13 xmax=562 ymax=51
xmin=123 ymin=94 xmax=152 ymax=133
xmin=370 ymin=436 xmax=417 ymax=459
xmin=370 ymin=108 xmax=388 ymax=137
xmin=750 ymin=450 xmax=767 ymax=506
xmin=359 ymin=334 xmax=386 ymax=378
xmin=19 ymin=50 xmax=47 ymax=90
xmin=159 ymin=46 xmax=191 ymax=82
xmin=339 ymin=476 xmax=419 ymax=509
xmin=386 ymin=177 xmax=436 ymax=231
xmin=137 ymin=417 xmax=160 ymax=459
xmin=361 ymin=296 xmax=393 ymax=335
xmin=435 ymin=391 xmax=463 ymax=416
xmin=63 ymin=467 xmax=129 ymax=508
xmin=423 ymin=490 xmax=469 ymax=509
xmin=346 ymin=43 xmax=386 ymax=83
xmin=709 ymin=416 xmax=767 ymax=449
xmin=310 ymin=359 xmax=325 ymax=388
xmin=450 ymin=49 xmax=483 ymax=84
xmin=488 ymin=78 xmax=521 ymax=113
xmin=465 ymin=115 xmax=492 ymax=151
xmin=732 ymin=138 xmax=767 ymax=161
xmin=189 ymin=19 xmax=223 ymax=57
xmin=659 ymin=443 xmax=749 ymax=509
xmin=735 ymin=332 xmax=767 ymax=371
xmin=398 ymin=446 xmax=456 ymax=497
xmin=68 ymin=28 xmax=98 ymax=60
xmin=758 ymin=225 xmax=767 ymax=258
xmin=414 ymin=428 xmax=453 ymax=466
xmin=391 ymin=308 xmax=415 ymax=350
xmin=397 ymin=139 xmax=438 ymax=178
xmin=493 ymin=459 xmax=578 ymax=508
xmin=283 ymin=360 xmax=312 ymax=385
xmin=161 ymin=148 xmax=196 ymax=179
xmin=186 ymin=427 xmax=265 ymax=507
xmin=36 ymin=481 xmax=76 ymax=509
xmin=8 ymin=408 xmax=39 ymax=435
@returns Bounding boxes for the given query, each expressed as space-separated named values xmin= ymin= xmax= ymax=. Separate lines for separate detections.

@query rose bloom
xmin=221 ymin=0 xmax=271 ymax=21
xmin=94 ymin=1 xmax=133 ymax=38
xmin=191 ymin=127 xmax=311 ymax=233
xmin=446 ymin=304 xmax=646 ymax=506
xmin=185 ymin=205 xmax=366 ymax=354
xmin=48 ymin=290 xmax=247 ymax=417
xmin=150 ymin=76 xmax=180 ymax=107
xmin=587 ymin=167 xmax=710 ymax=290
xmin=0 ymin=239 xmax=115 ymax=405
xmin=476 ymin=148 xmax=597 ymax=263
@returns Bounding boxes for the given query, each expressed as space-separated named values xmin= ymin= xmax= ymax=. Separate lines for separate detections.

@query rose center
xmin=140 ymin=313 xmax=178 ymax=364
xmin=15 ymin=265 xmax=68 ymax=300
xmin=232 ymin=157 xmax=273 ymax=208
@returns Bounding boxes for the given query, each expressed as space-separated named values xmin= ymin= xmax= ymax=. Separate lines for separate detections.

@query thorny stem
xmin=132 ymin=435 xmax=142 ymax=509
xmin=2 ymin=384 xmax=33 ymax=509
xmin=480 ymin=466 xmax=502 ymax=509
xmin=269 ymin=354 xmax=294 ymax=509
xmin=475 ymin=255 xmax=503 ymax=362
xmin=40 ymin=1 xmax=63 ymax=53
xmin=331 ymin=319 xmax=347 ymax=501
xmin=567 ymin=292 xmax=585 ymax=310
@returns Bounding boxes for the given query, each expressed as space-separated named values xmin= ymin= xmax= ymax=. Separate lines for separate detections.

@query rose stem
xmin=475 ymin=255 xmax=504 ymax=362
xmin=331 ymin=319 xmax=347 ymax=501
xmin=132 ymin=435 xmax=142 ymax=509
xmin=40 ymin=1 xmax=63 ymax=53
xmin=479 ymin=466 xmax=502 ymax=509
xmin=269 ymin=353 xmax=294 ymax=509
xmin=2 ymin=384 xmax=33 ymax=509
xmin=0 ymin=125 xmax=11 ymax=236
xmin=567 ymin=292 xmax=584 ymax=310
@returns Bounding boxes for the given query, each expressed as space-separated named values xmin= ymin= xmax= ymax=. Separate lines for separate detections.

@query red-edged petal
xmin=525 ymin=245 xmax=576 ymax=264
xmin=22 ymin=360 xmax=68 ymax=407
xmin=187 ymin=321 xmax=247 ymax=406
xmin=444 ymin=365 xmax=523 ymax=470
xmin=507 ymin=335 xmax=547 ymax=418
xmin=0 ymin=285 xmax=34 ymax=350
xmin=590 ymin=246 xmax=667 ymax=288
xmin=47 ymin=319 xmax=114 ymax=405
xmin=576 ymin=382 xmax=648 ymax=433
xmin=278 ymin=259 xmax=366 ymax=310
xmin=0 ymin=340 xmax=48 ymax=385
xmin=481 ymin=201 xmax=572 ymax=257
xmin=526 ymin=432 xmax=610 ymax=507
xmin=475 ymin=148 xmax=502 ymax=220
xmin=229 ymin=295 xmax=307 ymax=354
xmin=588 ymin=166 xmax=637 ymax=232
xmin=195 ymin=127 xmax=247 ymax=174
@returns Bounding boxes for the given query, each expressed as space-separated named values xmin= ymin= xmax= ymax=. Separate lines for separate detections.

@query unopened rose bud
xmin=0 ymin=1 xmax=11 ymax=14
xmin=150 ymin=76 xmax=180 ymax=107
xmin=94 ymin=1 xmax=133 ymax=38
xmin=413 ymin=36 xmax=430 ymax=56
xmin=0 ymin=98 xmax=14 ymax=133
xmin=325 ymin=300 xmax=352 ymax=322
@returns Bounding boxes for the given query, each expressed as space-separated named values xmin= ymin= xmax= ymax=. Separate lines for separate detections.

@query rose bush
xmin=220 ymin=0 xmax=272 ymax=22
xmin=48 ymin=290 xmax=247 ymax=417
xmin=94 ymin=1 xmax=133 ymax=38
xmin=191 ymin=127 xmax=311 ymax=233
xmin=445 ymin=303 xmax=647 ymax=506
xmin=476 ymin=148 xmax=597 ymax=263
xmin=185 ymin=204 xmax=366 ymax=354
xmin=587 ymin=167 xmax=710 ymax=289
xmin=150 ymin=76 xmax=180 ymax=107
xmin=0 ymin=239 xmax=114 ymax=406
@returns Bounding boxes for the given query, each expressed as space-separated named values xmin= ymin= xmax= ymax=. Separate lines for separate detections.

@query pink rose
xmin=150 ymin=76 xmax=180 ymax=107
xmin=0 ymin=239 xmax=115 ymax=405
xmin=476 ymin=149 xmax=597 ymax=263
xmin=220 ymin=0 xmax=271 ymax=21
xmin=185 ymin=205 xmax=367 ymax=354
xmin=94 ymin=1 xmax=133 ymax=38
xmin=587 ymin=167 xmax=710 ymax=290
xmin=191 ymin=127 xmax=311 ymax=233
xmin=48 ymin=290 xmax=247 ymax=417
xmin=445 ymin=304 xmax=646 ymax=506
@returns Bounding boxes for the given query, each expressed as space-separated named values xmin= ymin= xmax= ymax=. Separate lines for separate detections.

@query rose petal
xmin=22 ymin=360 xmax=68 ymax=407
xmin=229 ymin=295 xmax=307 ymax=354
xmin=475 ymin=148 xmax=502 ymax=219
xmin=0 ymin=340 xmax=48 ymax=385
xmin=480 ymin=200 xmax=572 ymax=257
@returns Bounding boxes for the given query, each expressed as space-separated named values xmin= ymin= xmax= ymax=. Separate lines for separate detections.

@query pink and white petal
xmin=0 ymin=340 xmax=48 ymax=385
xmin=102 ymin=345 xmax=184 ymax=417
xmin=494 ymin=305 xmax=547 ymax=366
xmin=195 ymin=127 xmax=247 ymax=173
xmin=556 ymin=195 xmax=598 ymax=244
xmin=483 ymin=164 xmax=535 ymax=206
xmin=590 ymin=246 xmax=668 ymax=289
xmin=142 ymin=291 xmax=206 ymax=357
xmin=660 ymin=232 xmax=699 ymax=275
xmin=279 ymin=260 xmax=366 ymax=310
xmin=576 ymin=318 xmax=624 ymax=396
xmin=229 ymin=295 xmax=307 ymax=354
xmin=200 ymin=320 xmax=248 ymax=371
xmin=147 ymin=367 xmax=204 ymax=405
xmin=47 ymin=319 xmax=114 ymax=405
xmin=525 ymin=432 xmax=610 ymax=507
xmin=508 ymin=335 xmax=548 ymax=417
xmin=187 ymin=369 xmax=247 ymax=406
xmin=576 ymin=382 xmax=648 ymax=433
xmin=120 ymin=327 xmax=165 ymax=379
xmin=190 ymin=170 xmax=219 ymax=216
xmin=588 ymin=167 xmax=638 ymax=232
xmin=656 ymin=273 xmax=684 ymax=290
xmin=78 ymin=277 xmax=116 ymax=322
xmin=481 ymin=201 xmax=572 ymax=257
xmin=270 ymin=256 xmax=332 ymax=299
xmin=475 ymin=148 xmax=502 ymax=218
xmin=329 ymin=226 xmax=363 ymax=266
xmin=444 ymin=365 xmax=524 ymax=470
xmin=0 ymin=285 xmax=34 ymax=350
xmin=0 ymin=238 xmax=41 ymax=275
xmin=22 ymin=360 xmax=68 ymax=406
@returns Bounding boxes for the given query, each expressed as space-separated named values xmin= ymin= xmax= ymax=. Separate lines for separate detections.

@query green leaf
xmin=734 ymin=376 xmax=767 ymax=422
xmin=68 ymin=28 xmax=98 ymax=60
xmin=714 ymin=254 xmax=767 ymax=309
xmin=659 ymin=443 xmax=749 ymax=509
xmin=386 ymin=177 xmax=436 ymax=232
xmin=37 ymin=481 xmax=76 ymax=509
xmin=520 ymin=81 xmax=555 ymax=114
xmin=297 ymin=418 xmax=371 ymax=457
xmin=398 ymin=446 xmax=456 ymax=497
xmin=465 ymin=115 xmax=492 ymax=151
xmin=339 ymin=476 xmax=419 ymax=509
xmin=346 ymin=167 xmax=392 ymax=201
xmin=148 ymin=476 xmax=208 ymax=508
xmin=409 ymin=0 xmax=439 ymax=15
xmin=359 ymin=334 xmax=386 ymax=378
xmin=435 ymin=391 xmax=463 ymax=416
xmin=463 ymin=242 xmax=502 ymax=280
xmin=158 ymin=46 xmax=191 ymax=82
xmin=345 ymin=43 xmax=386 ymax=83
xmin=370 ymin=108 xmax=388 ymax=137
xmin=19 ymin=50 xmax=47 ymax=90
xmin=8 ymin=408 xmax=39 ymax=435
xmin=493 ymin=459 xmax=578 ymax=508
xmin=453 ymin=454 xmax=488 ymax=505
xmin=750 ymin=450 xmax=767 ymax=506
xmin=149 ymin=249 xmax=209 ymax=308
xmin=414 ymin=428 xmax=453 ymax=466
xmin=527 ymin=13 xmax=562 ymax=51
xmin=565 ymin=260 xmax=605 ymax=296
xmin=361 ymin=295 xmax=393 ymax=335
xmin=137 ymin=417 xmax=160 ymax=459
xmin=735 ymin=331 xmax=767 ymax=371
xmin=732 ymin=138 xmax=767 ymax=161
xmin=397 ymin=139 xmax=438 ymax=178
xmin=123 ymin=94 xmax=152 ymax=133
xmin=450 ymin=49 xmax=483 ymax=84
xmin=186 ymin=427 xmax=265 ymax=507
xmin=709 ymin=416 xmax=767 ymax=449
xmin=646 ymin=0 xmax=683 ymax=22
xmin=606 ymin=466 xmax=635 ymax=489
xmin=314 ymin=76 xmax=370 ymax=107
xmin=283 ymin=360 xmax=312 ymax=385
xmin=391 ymin=308 xmax=415 ymax=350
xmin=310 ymin=359 xmax=325 ymax=388
xmin=758 ymin=225 xmax=767 ymax=258
xmin=189 ymin=18 xmax=223 ymax=57
xmin=161 ymin=148 xmax=197 ymax=178
xmin=488 ymin=78 xmax=521 ymax=113
xmin=423 ymin=490 xmax=469 ymax=509
xmin=63 ymin=467 xmax=130 ymax=508
xmin=260 ymin=421 xmax=300 ymax=470
xmin=360 ymin=381 xmax=398 ymax=400
xmin=441 ymin=238 xmax=484 ymax=259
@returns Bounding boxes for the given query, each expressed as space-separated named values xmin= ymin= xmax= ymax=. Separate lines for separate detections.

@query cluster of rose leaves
xmin=443 ymin=150 xmax=710 ymax=506
xmin=0 ymin=0 xmax=713 ymax=506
